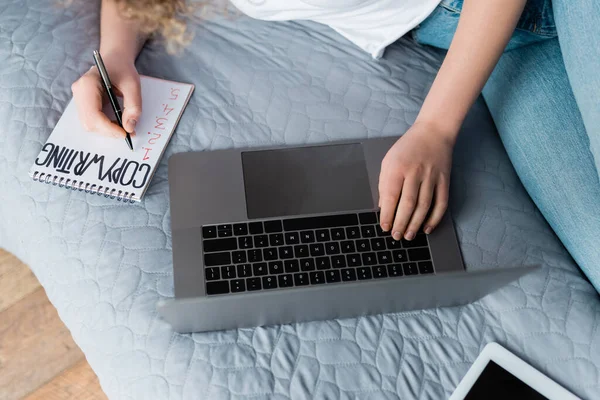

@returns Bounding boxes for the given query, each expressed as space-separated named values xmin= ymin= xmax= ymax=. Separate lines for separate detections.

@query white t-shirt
xmin=230 ymin=0 xmax=441 ymax=58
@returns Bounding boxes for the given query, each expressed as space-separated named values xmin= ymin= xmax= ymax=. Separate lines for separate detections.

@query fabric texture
xmin=1 ymin=1 xmax=600 ymax=399
xmin=230 ymin=0 xmax=441 ymax=58
xmin=414 ymin=0 xmax=600 ymax=292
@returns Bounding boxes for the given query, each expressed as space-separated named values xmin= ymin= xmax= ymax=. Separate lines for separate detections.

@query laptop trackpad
xmin=242 ymin=143 xmax=374 ymax=219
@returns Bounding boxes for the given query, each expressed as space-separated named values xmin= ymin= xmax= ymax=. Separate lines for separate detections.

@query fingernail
xmin=381 ymin=223 xmax=391 ymax=232
xmin=393 ymin=231 xmax=402 ymax=241
xmin=424 ymin=226 xmax=432 ymax=235
xmin=405 ymin=231 xmax=415 ymax=241
xmin=127 ymin=119 xmax=137 ymax=132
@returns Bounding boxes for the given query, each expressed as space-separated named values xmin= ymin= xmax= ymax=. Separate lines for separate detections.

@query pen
xmin=92 ymin=50 xmax=134 ymax=151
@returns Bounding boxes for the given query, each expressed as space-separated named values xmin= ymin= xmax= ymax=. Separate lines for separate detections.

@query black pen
xmin=92 ymin=50 xmax=134 ymax=151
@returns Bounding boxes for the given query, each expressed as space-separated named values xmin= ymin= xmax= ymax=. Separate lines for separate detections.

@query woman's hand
xmin=378 ymin=121 xmax=455 ymax=241
xmin=71 ymin=51 xmax=142 ymax=138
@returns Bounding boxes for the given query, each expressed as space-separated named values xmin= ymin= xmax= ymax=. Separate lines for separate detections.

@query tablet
xmin=450 ymin=342 xmax=580 ymax=400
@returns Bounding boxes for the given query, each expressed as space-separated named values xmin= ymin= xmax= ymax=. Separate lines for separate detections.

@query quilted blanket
xmin=1 ymin=1 xmax=599 ymax=399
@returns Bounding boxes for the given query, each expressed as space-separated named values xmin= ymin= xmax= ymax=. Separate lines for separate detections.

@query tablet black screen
xmin=465 ymin=361 xmax=548 ymax=399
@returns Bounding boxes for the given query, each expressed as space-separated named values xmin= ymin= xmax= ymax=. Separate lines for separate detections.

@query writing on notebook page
xmin=142 ymin=87 xmax=181 ymax=162
xmin=34 ymin=144 xmax=151 ymax=189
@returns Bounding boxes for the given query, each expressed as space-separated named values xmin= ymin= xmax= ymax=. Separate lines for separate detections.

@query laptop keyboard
xmin=201 ymin=212 xmax=434 ymax=296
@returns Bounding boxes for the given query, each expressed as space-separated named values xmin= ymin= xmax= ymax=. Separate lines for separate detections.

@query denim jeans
xmin=413 ymin=0 xmax=600 ymax=291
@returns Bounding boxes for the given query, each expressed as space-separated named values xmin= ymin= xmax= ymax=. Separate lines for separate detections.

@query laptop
xmin=158 ymin=137 xmax=538 ymax=333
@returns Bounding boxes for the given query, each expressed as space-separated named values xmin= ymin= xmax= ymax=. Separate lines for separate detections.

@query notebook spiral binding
xmin=32 ymin=171 xmax=136 ymax=203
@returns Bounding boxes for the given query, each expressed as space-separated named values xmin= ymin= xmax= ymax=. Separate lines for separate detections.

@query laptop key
xmin=362 ymin=252 xmax=377 ymax=265
xmin=203 ymin=238 xmax=237 ymax=253
xmin=253 ymin=262 xmax=268 ymax=276
xmin=262 ymin=276 xmax=278 ymax=289
xmin=268 ymin=261 xmax=284 ymax=274
xmin=221 ymin=265 xmax=236 ymax=279
xmin=218 ymin=224 xmax=232 ymax=231
xmin=249 ymin=222 xmax=263 ymax=234
xmin=418 ymin=261 xmax=434 ymax=274
xmin=346 ymin=226 xmax=360 ymax=239
xmin=247 ymin=277 xmax=262 ymax=291
xmin=331 ymin=228 xmax=346 ymax=240
xmin=284 ymin=259 xmax=300 ymax=273
xmin=269 ymin=233 xmax=284 ymax=246
xmin=202 ymin=226 xmax=216 ymax=239
xmin=341 ymin=268 xmax=357 ymax=281
xmin=205 ymin=267 xmax=220 ymax=281
xmin=403 ymin=262 xmax=419 ymax=275
xmin=248 ymin=249 xmax=263 ymax=262
xmin=326 ymin=270 xmax=341 ymax=283
xmin=347 ymin=254 xmax=362 ymax=267
xmin=371 ymin=238 xmax=386 ymax=251
xmin=408 ymin=247 xmax=431 ymax=261
xmin=341 ymin=240 xmax=356 ymax=253
xmin=206 ymin=281 xmax=229 ymax=295
xmin=316 ymin=229 xmax=330 ymax=242
xmin=300 ymin=231 xmax=315 ymax=243
xmin=232 ymin=251 xmax=246 ymax=264
xmin=331 ymin=255 xmax=346 ymax=268
xmin=218 ymin=229 xmax=233 ymax=237
xmin=283 ymin=213 xmax=359 ymax=231
xmin=316 ymin=257 xmax=331 ymax=270
xmin=294 ymin=245 xmax=309 ymax=258
xmin=377 ymin=251 xmax=392 ymax=264
xmin=356 ymin=239 xmax=371 ymax=252
xmin=393 ymin=249 xmax=407 ymax=263
xmin=310 ymin=243 xmax=325 ymax=257
xmin=300 ymin=258 xmax=316 ymax=271
xmin=359 ymin=212 xmax=377 ymax=225
xmin=309 ymin=271 xmax=325 ymax=285
xmin=372 ymin=265 xmax=388 ymax=279
xmin=231 ymin=279 xmax=246 ymax=292
xmin=376 ymin=224 xmax=389 ymax=237
xmin=233 ymin=223 xmax=248 ymax=236
xmin=238 ymin=236 xmax=253 ymax=249
xmin=264 ymin=220 xmax=283 ymax=233
xmin=386 ymin=237 xmax=402 ymax=249
xmin=294 ymin=272 xmax=309 ymax=286
xmin=254 ymin=235 xmax=268 ymax=248
xmin=204 ymin=252 xmax=231 ymax=266
xmin=263 ymin=248 xmax=278 ymax=261
xmin=237 ymin=264 xmax=252 ymax=278
xmin=387 ymin=264 xmax=404 ymax=277
xmin=325 ymin=242 xmax=340 ymax=255
xmin=357 ymin=267 xmax=373 ymax=280
xmin=361 ymin=225 xmax=376 ymax=238
xmin=402 ymin=233 xmax=428 ymax=248
xmin=285 ymin=232 xmax=300 ymax=245
xmin=279 ymin=246 xmax=294 ymax=259
xmin=278 ymin=274 xmax=294 ymax=288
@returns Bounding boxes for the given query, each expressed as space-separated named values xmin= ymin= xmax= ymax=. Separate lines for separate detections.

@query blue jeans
xmin=413 ymin=0 xmax=600 ymax=291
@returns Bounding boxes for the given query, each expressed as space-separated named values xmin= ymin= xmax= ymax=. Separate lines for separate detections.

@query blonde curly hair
xmin=97 ymin=0 xmax=227 ymax=53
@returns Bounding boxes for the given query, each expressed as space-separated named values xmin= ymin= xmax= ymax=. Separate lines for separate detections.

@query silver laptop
xmin=158 ymin=137 xmax=537 ymax=333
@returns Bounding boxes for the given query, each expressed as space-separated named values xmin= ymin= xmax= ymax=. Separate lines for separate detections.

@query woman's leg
xmin=552 ymin=0 xmax=600 ymax=175
xmin=482 ymin=38 xmax=600 ymax=290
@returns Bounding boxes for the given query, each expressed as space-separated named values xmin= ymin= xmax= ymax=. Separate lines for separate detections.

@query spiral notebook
xmin=29 ymin=76 xmax=194 ymax=202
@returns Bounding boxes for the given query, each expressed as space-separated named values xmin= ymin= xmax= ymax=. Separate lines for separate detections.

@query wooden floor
xmin=0 ymin=249 xmax=107 ymax=400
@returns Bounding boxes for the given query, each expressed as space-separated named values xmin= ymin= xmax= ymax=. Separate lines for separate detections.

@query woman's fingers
xmin=423 ymin=176 xmax=450 ymax=234
xmin=378 ymin=170 xmax=403 ymax=232
xmin=72 ymin=71 xmax=125 ymax=138
xmin=405 ymin=178 xmax=434 ymax=239
xmin=392 ymin=177 xmax=420 ymax=241
xmin=118 ymin=76 xmax=142 ymax=133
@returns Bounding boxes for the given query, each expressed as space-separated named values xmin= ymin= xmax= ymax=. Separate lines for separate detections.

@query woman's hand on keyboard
xmin=378 ymin=121 xmax=454 ymax=241
xmin=71 ymin=50 xmax=142 ymax=139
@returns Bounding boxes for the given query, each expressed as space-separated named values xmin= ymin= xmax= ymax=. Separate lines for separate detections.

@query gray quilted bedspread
xmin=1 ymin=1 xmax=599 ymax=399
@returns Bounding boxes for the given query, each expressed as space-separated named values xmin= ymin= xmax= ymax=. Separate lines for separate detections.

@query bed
xmin=1 ymin=1 xmax=599 ymax=398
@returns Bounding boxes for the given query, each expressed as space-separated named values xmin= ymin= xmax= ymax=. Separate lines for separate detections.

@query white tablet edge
xmin=449 ymin=342 xmax=581 ymax=400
